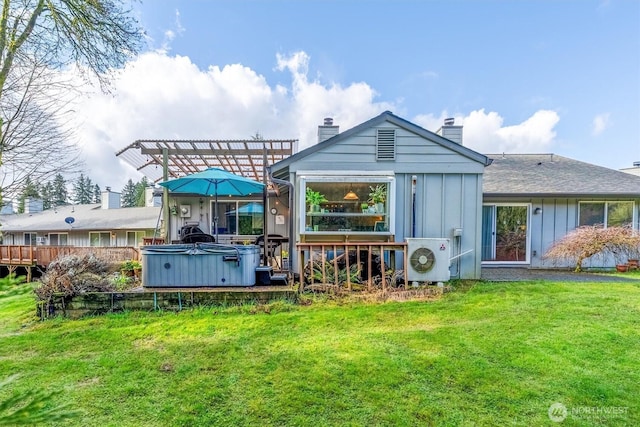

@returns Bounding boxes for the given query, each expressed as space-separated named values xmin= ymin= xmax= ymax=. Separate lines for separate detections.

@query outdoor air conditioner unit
xmin=405 ymin=238 xmax=451 ymax=283
xmin=36 ymin=236 xmax=46 ymax=244
xmin=179 ymin=205 xmax=191 ymax=218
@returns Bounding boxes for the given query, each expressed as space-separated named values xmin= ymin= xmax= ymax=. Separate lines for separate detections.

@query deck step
xmin=270 ymin=274 xmax=289 ymax=286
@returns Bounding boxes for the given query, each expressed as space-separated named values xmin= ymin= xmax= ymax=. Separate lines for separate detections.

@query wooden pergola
xmin=116 ymin=138 xmax=297 ymax=243
xmin=115 ymin=139 xmax=297 ymax=183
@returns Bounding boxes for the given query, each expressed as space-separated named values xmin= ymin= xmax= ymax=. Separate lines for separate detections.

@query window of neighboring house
xmin=89 ymin=232 xmax=112 ymax=247
xmin=126 ymin=231 xmax=146 ymax=247
xmin=578 ymin=201 xmax=634 ymax=228
xmin=48 ymin=233 xmax=68 ymax=246
xmin=24 ymin=233 xmax=37 ymax=245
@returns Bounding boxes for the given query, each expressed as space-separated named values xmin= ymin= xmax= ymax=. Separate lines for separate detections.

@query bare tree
xmin=0 ymin=54 xmax=82 ymax=197
xmin=0 ymin=0 xmax=143 ymax=96
xmin=0 ymin=0 xmax=143 ymax=199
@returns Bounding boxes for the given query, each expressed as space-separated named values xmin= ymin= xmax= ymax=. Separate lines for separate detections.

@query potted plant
xmin=361 ymin=202 xmax=369 ymax=213
xmin=305 ymin=187 xmax=327 ymax=213
xmin=368 ymin=184 xmax=387 ymax=213
xmin=120 ymin=259 xmax=142 ymax=279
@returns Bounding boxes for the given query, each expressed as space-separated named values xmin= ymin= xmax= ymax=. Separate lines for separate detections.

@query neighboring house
xmin=270 ymin=111 xmax=492 ymax=279
xmin=620 ymin=161 xmax=640 ymax=177
xmin=0 ymin=188 xmax=162 ymax=248
xmin=482 ymin=154 xmax=640 ymax=268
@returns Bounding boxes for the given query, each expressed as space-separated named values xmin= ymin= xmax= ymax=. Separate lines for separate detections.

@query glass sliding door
xmin=482 ymin=204 xmax=530 ymax=263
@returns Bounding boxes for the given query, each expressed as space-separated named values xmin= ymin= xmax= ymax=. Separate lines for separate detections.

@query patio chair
xmin=254 ymin=234 xmax=284 ymax=267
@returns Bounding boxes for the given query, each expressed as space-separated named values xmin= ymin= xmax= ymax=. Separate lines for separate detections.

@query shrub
xmin=34 ymin=254 xmax=114 ymax=301
xmin=120 ymin=259 xmax=142 ymax=271
xmin=543 ymin=226 xmax=640 ymax=272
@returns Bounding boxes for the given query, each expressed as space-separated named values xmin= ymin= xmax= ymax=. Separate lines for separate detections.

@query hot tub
xmin=141 ymin=243 xmax=261 ymax=287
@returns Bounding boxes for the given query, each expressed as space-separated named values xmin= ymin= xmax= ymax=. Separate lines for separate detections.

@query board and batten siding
xmin=289 ymin=122 xmax=486 ymax=279
xmin=289 ymin=124 xmax=485 ymax=175
xmin=487 ymin=197 xmax=640 ymax=268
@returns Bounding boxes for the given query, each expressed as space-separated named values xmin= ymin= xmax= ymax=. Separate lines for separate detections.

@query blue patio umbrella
xmin=158 ymin=168 xmax=265 ymax=241
xmin=226 ymin=202 xmax=264 ymax=215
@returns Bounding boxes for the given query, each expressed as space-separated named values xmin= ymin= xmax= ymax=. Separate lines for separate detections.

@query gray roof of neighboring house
xmin=483 ymin=154 xmax=640 ymax=197
xmin=271 ymin=110 xmax=492 ymax=173
xmin=0 ymin=204 xmax=161 ymax=232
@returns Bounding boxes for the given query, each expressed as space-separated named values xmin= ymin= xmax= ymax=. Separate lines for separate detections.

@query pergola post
xmin=162 ymin=148 xmax=169 ymax=242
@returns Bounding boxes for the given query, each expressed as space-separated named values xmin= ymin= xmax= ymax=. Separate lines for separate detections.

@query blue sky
xmin=75 ymin=0 xmax=639 ymax=190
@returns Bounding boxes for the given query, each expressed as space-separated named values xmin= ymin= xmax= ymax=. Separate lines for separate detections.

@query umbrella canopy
xmin=159 ymin=168 xmax=265 ymax=240
xmin=158 ymin=168 xmax=264 ymax=197
xmin=226 ymin=202 xmax=264 ymax=215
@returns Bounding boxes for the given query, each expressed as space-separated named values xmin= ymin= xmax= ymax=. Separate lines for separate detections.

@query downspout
xmin=267 ymin=166 xmax=294 ymax=273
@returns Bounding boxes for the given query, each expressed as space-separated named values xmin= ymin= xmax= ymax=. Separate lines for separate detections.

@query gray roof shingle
xmin=483 ymin=154 xmax=640 ymax=196
xmin=0 ymin=204 xmax=161 ymax=232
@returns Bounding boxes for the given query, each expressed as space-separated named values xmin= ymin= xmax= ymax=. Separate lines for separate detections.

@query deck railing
xmin=297 ymin=242 xmax=408 ymax=292
xmin=0 ymin=245 xmax=141 ymax=268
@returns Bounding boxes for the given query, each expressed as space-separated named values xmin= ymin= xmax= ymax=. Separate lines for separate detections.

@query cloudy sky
xmin=70 ymin=0 xmax=639 ymax=192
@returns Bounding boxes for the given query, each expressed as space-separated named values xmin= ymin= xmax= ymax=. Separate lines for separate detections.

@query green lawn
xmin=1 ymin=280 xmax=639 ymax=426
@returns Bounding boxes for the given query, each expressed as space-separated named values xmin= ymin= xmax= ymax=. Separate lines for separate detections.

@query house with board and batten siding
xmin=270 ymin=111 xmax=492 ymax=280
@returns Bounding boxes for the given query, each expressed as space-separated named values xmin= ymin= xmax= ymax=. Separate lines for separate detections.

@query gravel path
xmin=481 ymin=268 xmax=640 ymax=283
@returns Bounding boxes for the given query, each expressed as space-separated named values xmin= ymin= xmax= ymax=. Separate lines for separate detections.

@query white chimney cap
xmin=444 ymin=117 xmax=455 ymax=126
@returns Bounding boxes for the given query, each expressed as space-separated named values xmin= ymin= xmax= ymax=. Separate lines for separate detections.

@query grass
xmin=1 ymin=280 xmax=639 ymax=426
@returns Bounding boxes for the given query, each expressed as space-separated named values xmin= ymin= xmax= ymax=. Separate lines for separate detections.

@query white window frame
xmin=48 ymin=233 xmax=69 ymax=246
xmin=482 ymin=203 xmax=532 ymax=265
xmin=210 ymin=199 xmax=264 ymax=237
xmin=298 ymin=171 xmax=395 ymax=236
xmin=578 ymin=201 xmax=636 ymax=229
xmin=89 ymin=231 xmax=113 ymax=247
xmin=24 ymin=232 xmax=37 ymax=246
xmin=126 ymin=231 xmax=147 ymax=247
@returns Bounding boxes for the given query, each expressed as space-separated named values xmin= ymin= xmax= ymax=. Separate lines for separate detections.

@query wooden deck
xmin=0 ymin=245 xmax=140 ymax=280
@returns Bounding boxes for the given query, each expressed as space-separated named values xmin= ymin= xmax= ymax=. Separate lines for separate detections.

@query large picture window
xmin=579 ymin=201 xmax=634 ymax=228
xmin=300 ymin=176 xmax=394 ymax=234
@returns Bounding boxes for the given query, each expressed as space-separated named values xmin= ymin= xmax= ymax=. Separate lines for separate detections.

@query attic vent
xmin=376 ymin=129 xmax=396 ymax=161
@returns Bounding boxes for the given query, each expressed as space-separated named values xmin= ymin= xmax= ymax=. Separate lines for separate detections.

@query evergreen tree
xmin=93 ymin=184 xmax=101 ymax=203
xmin=121 ymin=179 xmax=137 ymax=208
xmin=134 ymin=177 xmax=149 ymax=207
xmin=41 ymin=182 xmax=54 ymax=210
xmin=17 ymin=176 xmax=40 ymax=213
xmin=73 ymin=174 xmax=93 ymax=205
xmin=52 ymin=174 xmax=68 ymax=207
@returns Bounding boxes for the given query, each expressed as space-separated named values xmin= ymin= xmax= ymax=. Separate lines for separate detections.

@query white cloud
xmin=68 ymin=50 xmax=560 ymax=192
xmin=159 ymin=9 xmax=185 ymax=53
xmin=414 ymin=109 xmax=560 ymax=154
xmin=592 ymin=113 xmax=611 ymax=136
xmin=71 ymin=51 xmax=394 ymax=191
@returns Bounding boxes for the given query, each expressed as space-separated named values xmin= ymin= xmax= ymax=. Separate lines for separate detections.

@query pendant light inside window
xmin=343 ymin=185 xmax=359 ymax=200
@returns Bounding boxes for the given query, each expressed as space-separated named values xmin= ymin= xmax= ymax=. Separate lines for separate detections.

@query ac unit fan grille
xmin=410 ymin=247 xmax=435 ymax=273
